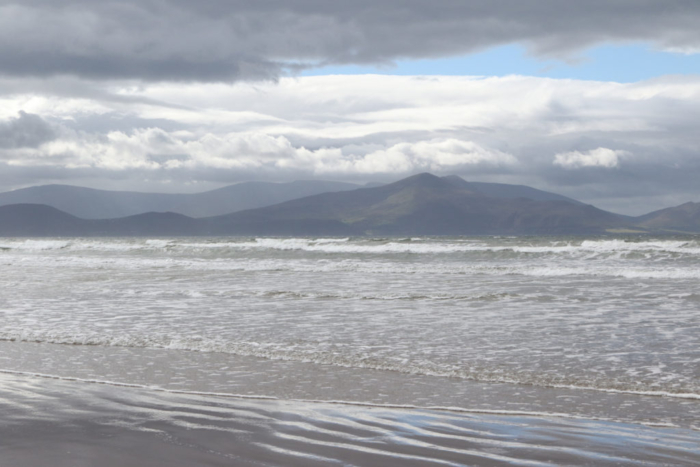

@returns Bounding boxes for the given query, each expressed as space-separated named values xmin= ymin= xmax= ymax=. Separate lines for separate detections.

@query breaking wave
xmin=3 ymin=253 xmax=699 ymax=280
xmin=2 ymin=236 xmax=700 ymax=257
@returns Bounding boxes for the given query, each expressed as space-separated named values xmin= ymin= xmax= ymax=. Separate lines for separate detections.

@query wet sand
xmin=0 ymin=373 xmax=698 ymax=466
xmin=3 ymin=340 xmax=700 ymax=431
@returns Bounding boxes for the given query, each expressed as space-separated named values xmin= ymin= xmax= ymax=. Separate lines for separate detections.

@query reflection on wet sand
xmin=1 ymin=373 xmax=698 ymax=467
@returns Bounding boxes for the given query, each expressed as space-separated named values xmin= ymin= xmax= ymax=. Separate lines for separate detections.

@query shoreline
xmin=2 ymin=367 xmax=698 ymax=431
xmin=1 ymin=340 xmax=699 ymax=431
xmin=1 ymin=372 xmax=698 ymax=466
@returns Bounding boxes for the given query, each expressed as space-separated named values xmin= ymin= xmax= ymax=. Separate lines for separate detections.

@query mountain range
xmin=0 ymin=176 xmax=582 ymax=219
xmin=0 ymin=180 xmax=366 ymax=219
xmin=0 ymin=173 xmax=697 ymax=236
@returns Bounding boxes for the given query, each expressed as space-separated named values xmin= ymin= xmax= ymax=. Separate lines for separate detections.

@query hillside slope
xmin=635 ymin=202 xmax=700 ymax=232
xmin=0 ymin=180 xmax=362 ymax=219
xmin=206 ymin=173 xmax=631 ymax=235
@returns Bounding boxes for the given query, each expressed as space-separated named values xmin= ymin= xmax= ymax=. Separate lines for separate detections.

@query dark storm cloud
xmin=1 ymin=0 xmax=699 ymax=81
xmin=0 ymin=111 xmax=56 ymax=149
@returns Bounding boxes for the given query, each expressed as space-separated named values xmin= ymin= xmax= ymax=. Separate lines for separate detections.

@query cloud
xmin=1 ymin=1 xmax=699 ymax=81
xmin=553 ymin=148 xmax=628 ymax=169
xmin=0 ymin=111 xmax=56 ymax=149
xmin=7 ymin=125 xmax=513 ymax=180
xmin=1 ymin=74 xmax=700 ymax=214
xmin=346 ymin=140 xmax=517 ymax=174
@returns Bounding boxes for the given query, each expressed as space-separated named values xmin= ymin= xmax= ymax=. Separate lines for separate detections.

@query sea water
xmin=0 ymin=236 xmax=699 ymax=435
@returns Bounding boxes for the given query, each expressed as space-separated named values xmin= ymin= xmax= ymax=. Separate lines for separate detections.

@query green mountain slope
xmin=207 ymin=173 xmax=631 ymax=235
xmin=635 ymin=202 xmax=700 ymax=232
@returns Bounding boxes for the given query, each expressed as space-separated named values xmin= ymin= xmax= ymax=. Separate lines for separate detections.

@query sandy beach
xmin=1 ymin=373 xmax=698 ymax=466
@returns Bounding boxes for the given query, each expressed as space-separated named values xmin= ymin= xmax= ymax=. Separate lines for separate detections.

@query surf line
xmin=2 ymin=337 xmax=700 ymax=401
xmin=1 ymin=368 xmax=694 ymax=431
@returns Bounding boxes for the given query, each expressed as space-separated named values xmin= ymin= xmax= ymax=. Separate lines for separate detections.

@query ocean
xmin=1 ymin=236 xmax=699 ymax=465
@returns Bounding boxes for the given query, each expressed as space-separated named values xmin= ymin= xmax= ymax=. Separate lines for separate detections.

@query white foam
xmin=2 ymin=237 xmax=700 ymax=259
xmin=143 ymin=239 xmax=175 ymax=248
xmin=522 ymin=266 xmax=700 ymax=280
xmin=6 ymin=251 xmax=699 ymax=280
xmin=3 ymin=239 xmax=73 ymax=250
xmin=579 ymin=239 xmax=700 ymax=253
xmin=2 ymin=332 xmax=699 ymax=401
xmin=224 ymin=237 xmax=700 ymax=257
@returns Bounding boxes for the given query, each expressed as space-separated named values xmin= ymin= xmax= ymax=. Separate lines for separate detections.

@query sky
xmin=1 ymin=1 xmax=700 ymax=214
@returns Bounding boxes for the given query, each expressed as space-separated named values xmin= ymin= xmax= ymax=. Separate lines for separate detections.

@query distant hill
xmin=2 ymin=174 xmax=696 ymax=237
xmin=442 ymin=176 xmax=584 ymax=204
xmin=0 ymin=204 xmax=199 ymax=237
xmin=0 ymin=204 xmax=90 ymax=236
xmin=0 ymin=180 xmax=363 ymax=219
xmin=0 ymin=176 xmax=592 ymax=221
xmin=635 ymin=202 xmax=700 ymax=233
xmin=204 ymin=173 xmax=631 ymax=236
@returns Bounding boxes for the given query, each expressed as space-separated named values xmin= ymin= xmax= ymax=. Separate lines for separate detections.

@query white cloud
xmin=553 ymin=148 xmax=628 ymax=169
xmin=1 ymin=74 xmax=700 ymax=214
xmin=661 ymin=46 xmax=700 ymax=56
xmin=350 ymin=140 xmax=516 ymax=174
xmin=6 ymin=126 xmax=513 ymax=179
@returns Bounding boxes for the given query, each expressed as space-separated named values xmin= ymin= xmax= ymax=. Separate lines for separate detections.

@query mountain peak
xmin=405 ymin=172 xmax=442 ymax=182
xmin=387 ymin=172 xmax=449 ymax=189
